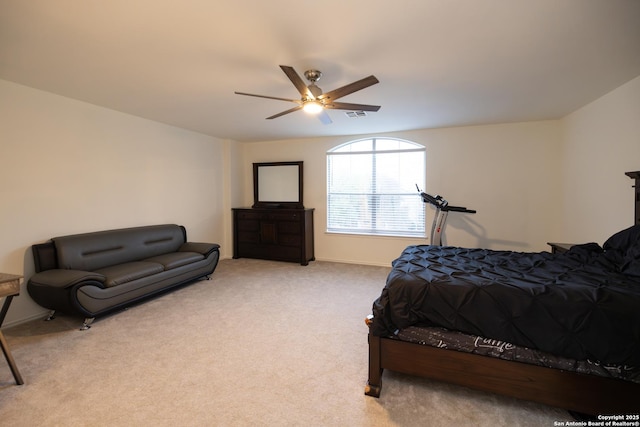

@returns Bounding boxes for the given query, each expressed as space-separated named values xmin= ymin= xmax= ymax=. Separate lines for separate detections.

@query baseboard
xmin=2 ymin=309 xmax=50 ymax=329
xmin=312 ymin=257 xmax=390 ymax=268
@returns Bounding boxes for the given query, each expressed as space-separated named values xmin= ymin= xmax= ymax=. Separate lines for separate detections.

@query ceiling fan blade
xmin=317 ymin=110 xmax=332 ymax=125
xmin=279 ymin=65 xmax=312 ymax=99
xmin=318 ymin=75 xmax=379 ymax=102
xmin=266 ymin=105 xmax=303 ymax=120
xmin=235 ymin=91 xmax=299 ymax=103
xmin=324 ymin=102 xmax=381 ymax=112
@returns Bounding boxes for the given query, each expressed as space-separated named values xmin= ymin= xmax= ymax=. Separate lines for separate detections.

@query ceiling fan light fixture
xmin=303 ymin=101 xmax=323 ymax=114
xmin=235 ymin=65 xmax=380 ymax=123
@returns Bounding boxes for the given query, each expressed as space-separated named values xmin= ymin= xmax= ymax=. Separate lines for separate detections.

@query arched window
xmin=326 ymin=137 xmax=426 ymax=237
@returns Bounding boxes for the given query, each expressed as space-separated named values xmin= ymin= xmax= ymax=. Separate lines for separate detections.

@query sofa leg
xmin=80 ymin=317 xmax=95 ymax=331
xmin=45 ymin=310 xmax=56 ymax=321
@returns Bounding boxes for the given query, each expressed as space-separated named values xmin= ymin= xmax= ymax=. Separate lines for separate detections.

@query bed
xmin=365 ymin=174 xmax=640 ymax=416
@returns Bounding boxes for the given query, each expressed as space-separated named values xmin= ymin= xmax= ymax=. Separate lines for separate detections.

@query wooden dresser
xmin=232 ymin=208 xmax=315 ymax=265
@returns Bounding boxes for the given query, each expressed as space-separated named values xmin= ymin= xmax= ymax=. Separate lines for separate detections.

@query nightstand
xmin=546 ymin=242 xmax=574 ymax=254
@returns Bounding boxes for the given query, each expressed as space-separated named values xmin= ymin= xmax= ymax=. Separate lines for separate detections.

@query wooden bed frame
xmin=365 ymin=323 xmax=640 ymax=414
xmin=365 ymin=171 xmax=640 ymax=415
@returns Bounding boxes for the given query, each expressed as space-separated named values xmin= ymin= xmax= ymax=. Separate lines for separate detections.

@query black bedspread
xmin=371 ymin=224 xmax=640 ymax=366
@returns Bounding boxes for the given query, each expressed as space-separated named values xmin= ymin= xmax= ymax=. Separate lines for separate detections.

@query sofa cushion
xmin=144 ymin=252 xmax=205 ymax=270
xmin=54 ymin=225 xmax=186 ymax=271
xmin=94 ymin=262 xmax=164 ymax=287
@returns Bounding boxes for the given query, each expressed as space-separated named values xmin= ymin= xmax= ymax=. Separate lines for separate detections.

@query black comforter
xmin=371 ymin=224 xmax=640 ymax=366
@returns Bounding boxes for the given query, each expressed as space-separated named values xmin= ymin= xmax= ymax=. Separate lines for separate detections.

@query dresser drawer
xmin=236 ymin=211 xmax=301 ymax=222
xmin=236 ymin=219 xmax=259 ymax=232
xmin=237 ymin=231 xmax=260 ymax=243
xmin=236 ymin=211 xmax=264 ymax=221
xmin=278 ymin=221 xmax=301 ymax=234
xmin=278 ymin=234 xmax=301 ymax=247
xmin=268 ymin=212 xmax=302 ymax=221
xmin=238 ymin=244 xmax=300 ymax=261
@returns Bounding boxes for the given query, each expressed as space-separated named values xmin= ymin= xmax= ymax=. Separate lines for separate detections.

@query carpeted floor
xmin=0 ymin=258 xmax=571 ymax=426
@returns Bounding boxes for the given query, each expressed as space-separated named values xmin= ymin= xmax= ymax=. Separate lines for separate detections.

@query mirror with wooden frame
xmin=253 ymin=161 xmax=304 ymax=209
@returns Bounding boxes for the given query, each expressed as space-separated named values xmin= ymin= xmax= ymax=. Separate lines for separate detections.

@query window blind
xmin=327 ymin=139 xmax=426 ymax=237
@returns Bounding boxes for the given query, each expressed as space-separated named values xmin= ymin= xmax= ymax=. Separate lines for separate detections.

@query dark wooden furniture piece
xmin=232 ymin=208 xmax=315 ymax=265
xmin=365 ymin=319 xmax=639 ymax=414
xmin=626 ymin=170 xmax=640 ymax=225
xmin=0 ymin=273 xmax=24 ymax=385
xmin=546 ymin=242 xmax=574 ymax=254
xmin=365 ymin=170 xmax=640 ymax=415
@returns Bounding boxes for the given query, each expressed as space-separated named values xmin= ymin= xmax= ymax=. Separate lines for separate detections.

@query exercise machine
xmin=417 ymin=185 xmax=476 ymax=246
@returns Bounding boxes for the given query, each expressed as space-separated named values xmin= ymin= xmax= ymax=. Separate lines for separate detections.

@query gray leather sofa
xmin=28 ymin=224 xmax=220 ymax=328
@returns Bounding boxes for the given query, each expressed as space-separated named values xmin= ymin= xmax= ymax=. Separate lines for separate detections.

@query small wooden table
xmin=0 ymin=273 xmax=24 ymax=385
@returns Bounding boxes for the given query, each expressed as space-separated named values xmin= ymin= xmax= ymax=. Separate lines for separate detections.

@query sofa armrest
xmin=28 ymin=269 xmax=106 ymax=289
xmin=27 ymin=269 xmax=107 ymax=315
xmin=179 ymin=242 xmax=220 ymax=258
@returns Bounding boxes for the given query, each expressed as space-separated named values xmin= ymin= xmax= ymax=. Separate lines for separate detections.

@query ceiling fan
xmin=234 ymin=65 xmax=380 ymax=124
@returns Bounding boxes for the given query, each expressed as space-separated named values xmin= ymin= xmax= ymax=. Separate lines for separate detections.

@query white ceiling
xmin=1 ymin=1 xmax=639 ymax=142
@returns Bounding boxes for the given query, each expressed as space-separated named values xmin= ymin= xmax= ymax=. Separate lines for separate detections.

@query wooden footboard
xmin=366 ymin=330 xmax=640 ymax=415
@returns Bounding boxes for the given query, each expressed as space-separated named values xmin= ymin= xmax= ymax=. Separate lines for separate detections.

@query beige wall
xmin=237 ymin=75 xmax=640 ymax=265
xmin=2 ymin=73 xmax=638 ymax=326
xmin=238 ymin=120 xmax=563 ymax=266
xmin=560 ymin=75 xmax=640 ymax=244
xmin=0 ymin=80 xmax=230 ymax=325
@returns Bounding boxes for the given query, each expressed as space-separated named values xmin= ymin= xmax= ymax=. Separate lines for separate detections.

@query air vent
xmin=345 ymin=111 xmax=367 ymax=118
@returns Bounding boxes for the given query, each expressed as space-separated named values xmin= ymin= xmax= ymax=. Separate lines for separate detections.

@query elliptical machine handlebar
xmin=421 ymin=192 xmax=445 ymax=207
xmin=416 ymin=184 xmax=448 ymax=209
xmin=443 ymin=205 xmax=476 ymax=214
xmin=416 ymin=184 xmax=476 ymax=245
